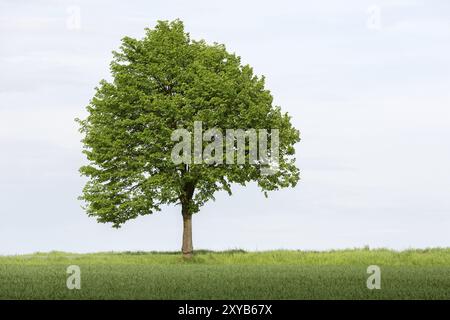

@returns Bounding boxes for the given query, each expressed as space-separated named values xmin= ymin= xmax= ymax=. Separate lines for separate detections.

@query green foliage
xmin=77 ymin=20 xmax=300 ymax=227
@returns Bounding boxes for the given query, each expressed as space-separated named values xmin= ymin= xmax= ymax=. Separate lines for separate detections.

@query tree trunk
xmin=181 ymin=204 xmax=193 ymax=259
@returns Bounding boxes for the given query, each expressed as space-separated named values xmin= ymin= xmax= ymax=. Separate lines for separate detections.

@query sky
xmin=0 ymin=0 xmax=449 ymax=254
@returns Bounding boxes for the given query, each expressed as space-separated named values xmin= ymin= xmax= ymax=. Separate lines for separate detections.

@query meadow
xmin=0 ymin=248 xmax=449 ymax=299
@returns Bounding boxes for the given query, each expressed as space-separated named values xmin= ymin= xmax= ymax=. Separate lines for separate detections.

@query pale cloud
xmin=0 ymin=107 xmax=83 ymax=150
xmin=387 ymin=19 xmax=450 ymax=36
xmin=0 ymin=0 xmax=449 ymax=254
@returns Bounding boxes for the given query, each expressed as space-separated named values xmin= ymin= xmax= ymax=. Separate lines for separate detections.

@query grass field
xmin=0 ymin=248 xmax=449 ymax=299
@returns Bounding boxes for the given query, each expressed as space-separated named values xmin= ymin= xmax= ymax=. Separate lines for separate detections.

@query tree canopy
xmin=77 ymin=20 xmax=300 ymax=255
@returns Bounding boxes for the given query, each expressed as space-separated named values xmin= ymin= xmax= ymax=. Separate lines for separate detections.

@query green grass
xmin=0 ymin=248 xmax=449 ymax=299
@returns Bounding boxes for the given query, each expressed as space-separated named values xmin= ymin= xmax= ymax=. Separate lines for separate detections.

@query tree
xmin=77 ymin=20 xmax=300 ymax=258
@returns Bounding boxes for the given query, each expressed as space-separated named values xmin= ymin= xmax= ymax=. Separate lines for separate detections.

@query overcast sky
xmin=0 ymin=0 xmax=449 ymax=254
